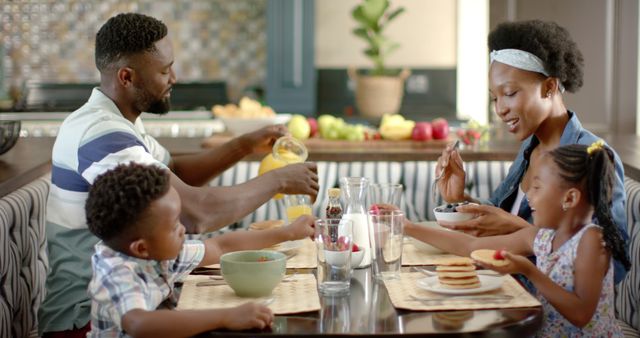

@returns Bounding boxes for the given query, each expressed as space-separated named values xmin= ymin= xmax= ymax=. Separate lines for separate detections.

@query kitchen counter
xmin=2 ymin=134 xmax=639 ymax=198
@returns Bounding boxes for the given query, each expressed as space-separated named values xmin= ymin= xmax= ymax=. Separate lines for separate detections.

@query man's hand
xmin=438 ymin=204 xmax=528 ymax=236
xmin=285 ymin=214 xmax=316 ymax=241
xmin=238 ymin=124 xmax=288 ymax=154
xmin=221 ymin=303 xmax=274 ymax=330
xmin=269 ymin=162 xmax=319 ymax=202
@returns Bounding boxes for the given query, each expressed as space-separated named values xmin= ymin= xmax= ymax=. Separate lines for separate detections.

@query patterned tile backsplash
xmin=0 ymin=0 xmax=266 ymax=102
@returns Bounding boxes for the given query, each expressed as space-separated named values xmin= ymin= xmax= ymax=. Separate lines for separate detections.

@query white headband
xmin=490 ymin=49 xmax=565 ymax=92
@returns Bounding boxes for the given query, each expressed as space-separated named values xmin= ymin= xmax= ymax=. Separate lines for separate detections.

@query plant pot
xmin=348 ymin=68 xmax=410 ymax=119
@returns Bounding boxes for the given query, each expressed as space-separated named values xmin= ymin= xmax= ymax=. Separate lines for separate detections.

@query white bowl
xmin=219 ymin=114 xmax=291 ymax=135
xmin=410 ymin=221 xmax=449 ymax=254
xmin=433 ymin=202 xmax=476 ymax=223
xmin=351 ymin=249 xmax=365 ymax=267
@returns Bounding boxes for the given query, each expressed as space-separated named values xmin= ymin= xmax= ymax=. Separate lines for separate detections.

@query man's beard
xmin=146 ymin=97 xmax=171 ymax=115
xmin=134 ymin=85 xmax=171 ymax=115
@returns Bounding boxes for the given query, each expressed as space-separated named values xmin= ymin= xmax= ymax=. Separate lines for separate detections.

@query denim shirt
xmin=488 ymin=111 xmax=629 ymax=284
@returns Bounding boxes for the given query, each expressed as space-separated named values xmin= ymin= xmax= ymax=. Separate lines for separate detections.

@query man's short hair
xmin=86 ymin=163 xmax=171 ymax=245
xmin=95 ymin=13 xmax=168 ymax=72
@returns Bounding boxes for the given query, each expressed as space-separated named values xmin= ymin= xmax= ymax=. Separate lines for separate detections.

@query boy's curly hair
xmin=86 ymin=163 xmax=171 ymax=244
xmin=95 ymin=13 xmax=167 ymax=72
xmin=488 ymin=20 xmax=584 ymax=93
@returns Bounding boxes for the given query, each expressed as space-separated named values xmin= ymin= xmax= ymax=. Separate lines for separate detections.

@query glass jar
xmin=340 ymin=177 xmax=371 ymax=268
xmin=257 ymin=136 xmax=308 ymax=199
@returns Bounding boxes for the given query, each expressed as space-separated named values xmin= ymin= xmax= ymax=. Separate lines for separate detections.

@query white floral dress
xmin=533 ymin=224 xmax=622 ymax=337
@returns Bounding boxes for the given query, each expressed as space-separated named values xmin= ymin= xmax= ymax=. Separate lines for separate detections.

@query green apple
xmin=288 ymin=114 xmax=311 ymax=140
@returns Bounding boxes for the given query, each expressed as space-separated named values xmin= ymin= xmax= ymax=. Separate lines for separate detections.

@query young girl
xmin=406 ymin=142 xmax=630 ymax=336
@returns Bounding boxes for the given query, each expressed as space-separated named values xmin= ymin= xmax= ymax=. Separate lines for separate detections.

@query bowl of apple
xmin=351 ymin=243 xmax=364 ymax=268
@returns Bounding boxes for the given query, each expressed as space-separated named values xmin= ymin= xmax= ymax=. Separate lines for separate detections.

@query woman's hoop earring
xmin=546 ymin=91 xmax=552 ymax=98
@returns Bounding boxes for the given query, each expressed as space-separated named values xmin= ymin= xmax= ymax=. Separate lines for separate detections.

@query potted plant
xmin=349 ymin=0 xmax=410 ymax=119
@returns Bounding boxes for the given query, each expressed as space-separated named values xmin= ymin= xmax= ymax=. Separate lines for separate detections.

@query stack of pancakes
xmin=432 ymin=311 xmax=474 ymax=330
xmin=249 ymin=220 xmax=284 ymax=231
xmin=436 ymin=257 xmax=480 ymax=289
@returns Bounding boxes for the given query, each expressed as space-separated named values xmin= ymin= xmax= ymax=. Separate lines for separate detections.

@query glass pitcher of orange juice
xmin=257 ymin=136 xmax=308 ymax=200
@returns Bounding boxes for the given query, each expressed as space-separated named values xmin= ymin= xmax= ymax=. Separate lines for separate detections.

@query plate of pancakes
xmin=416 ymin=257 xmax=503 ymax=295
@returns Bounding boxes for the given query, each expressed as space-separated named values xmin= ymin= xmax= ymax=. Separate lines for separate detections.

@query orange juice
xmin=257 ymin=136 xmax=308 ymax=200
xmin=286 ymin=204 xmax=312 ymax=222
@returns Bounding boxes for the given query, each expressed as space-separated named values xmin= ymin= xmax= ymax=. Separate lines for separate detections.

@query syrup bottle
xmin=325 ymin=188 xmax=343 ymax=219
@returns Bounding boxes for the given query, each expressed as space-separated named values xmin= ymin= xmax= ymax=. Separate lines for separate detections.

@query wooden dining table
xmin=183 ymin=239 xmax=543 ymax=337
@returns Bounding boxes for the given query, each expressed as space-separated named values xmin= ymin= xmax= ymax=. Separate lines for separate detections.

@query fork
xmin=431 ymin=140 xmax=461 ymax=204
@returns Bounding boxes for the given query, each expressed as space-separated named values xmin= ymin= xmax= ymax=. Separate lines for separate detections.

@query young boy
xmin=85 ymin=163 xmax=315 ymax=337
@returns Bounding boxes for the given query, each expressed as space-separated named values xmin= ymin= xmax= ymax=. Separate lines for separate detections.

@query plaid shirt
xmin=87 ymin=240 xmax=205 ymax=338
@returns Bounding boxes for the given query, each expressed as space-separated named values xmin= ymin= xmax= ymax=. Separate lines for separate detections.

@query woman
xmin=435 ymin=20 xmax=629 ymax=283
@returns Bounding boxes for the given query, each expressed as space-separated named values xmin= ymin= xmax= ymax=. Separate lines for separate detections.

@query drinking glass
xmin=368 ymin=209 xmax=404 ymax=280
xmin=369 ymin=183 xmax=403 ymax=208
xmin=283 ymin=194 xmax=312 ymax=223
xmin=315 ymin=219 xmax=353 ymax=295
xmin=319 ymin=295 xmax=351 ymax=333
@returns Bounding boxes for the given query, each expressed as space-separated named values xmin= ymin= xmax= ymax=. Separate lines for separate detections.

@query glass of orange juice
xmin=257 ymin=136 xmax=308 ymax=200
xmin=283 ymin=194 xmax=312 ymax=223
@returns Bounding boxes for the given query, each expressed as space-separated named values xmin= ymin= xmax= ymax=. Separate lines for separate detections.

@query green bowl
xmin=220 ymin=250 xmax=286 ymax=297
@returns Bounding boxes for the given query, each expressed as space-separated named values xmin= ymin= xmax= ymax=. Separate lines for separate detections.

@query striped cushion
xmin=0 ymin=177 xmax=50 ymax=338
xmin=616 ymin=177 xmax=640 ymax=333
xmin=207 ymin=160 xmax=512 ymax=227
xmin=619 ymin=319 xmax=640 ymax=338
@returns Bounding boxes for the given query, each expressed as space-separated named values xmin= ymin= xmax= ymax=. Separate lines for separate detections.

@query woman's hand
xmin=474 ymin=250 xmax=535 ymax=276
xmin=435 ymin=143 xmax=466 ymax=202
xmin=438 ymin=204 xmax=530 ymax=236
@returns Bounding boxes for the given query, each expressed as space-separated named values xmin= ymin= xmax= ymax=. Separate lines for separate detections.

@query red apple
xmin=431 ymin=118 xmax=449 ymax=140
xmin=411 ymin=122 xmax=433 ymax=141
xmin=307 ymin=117 xmax=318 ymax=137
xmin=352 ymin=243 xmax=360 ymax=252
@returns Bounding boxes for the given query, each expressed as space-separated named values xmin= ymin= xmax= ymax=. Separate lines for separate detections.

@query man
xmin=39 ymin=13 xmax=318 ymax=337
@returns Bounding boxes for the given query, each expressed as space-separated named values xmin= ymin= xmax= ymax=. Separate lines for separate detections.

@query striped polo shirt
xmin=39 ymin=88 xmax=171 ymax=333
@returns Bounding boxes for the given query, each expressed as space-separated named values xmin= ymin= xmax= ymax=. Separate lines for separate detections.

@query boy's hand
xmin=474 ymin=251 xmax=535 ymax=276
xmin=285 ymin=214 xmax=316 ymax=241
xmin=222 ymin=303 xmax=274 ymax=330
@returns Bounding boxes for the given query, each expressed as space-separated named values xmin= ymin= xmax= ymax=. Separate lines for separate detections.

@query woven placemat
xmin=384 ymin=272 xmax=541 ymax=311
xmin=401 ymin=241 xmax=462 ymax=266
xmin=178 ymin=273 xmax=320 ymax=314
xmin=204 ymin=238 xmax=318 ymax=270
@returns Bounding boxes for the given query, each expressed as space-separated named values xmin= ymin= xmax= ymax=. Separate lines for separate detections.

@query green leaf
xmin=364 ymin=48 xmax=378 ymax=58
xmin=362 ymin=0 xmax=388 ymax=22
xmin=352 ymin=27 xmax=370 ymax=41
xmin=385 ymin=42 xmax=400 ymax=56
xmin=352 ymin=7 xmax=373 ymax=28
xmin=386 ymin=7 xmax=405 ymax=23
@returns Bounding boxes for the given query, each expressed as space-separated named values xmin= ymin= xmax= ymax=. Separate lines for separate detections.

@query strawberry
xmin=352 ymin=243 xmax=360 ymax=252
xmin=493 ymin=249 xmax=506 ymax=260
xmin=369 ymin=204 xmax=380 ymax=215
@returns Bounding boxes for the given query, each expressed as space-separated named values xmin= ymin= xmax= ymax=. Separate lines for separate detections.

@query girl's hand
xmin=285 ymin=214 xmax=316 ymax=241
xmin=435 ymin=144 xmax=466 ymax=202
xmin=222 ymin=303 xmax=274 ymax=330
xmin=438 ymin=204 xmax=528 ymax=236
xmin=474 ymin=251 xmax=535 ymax=276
